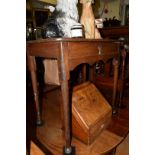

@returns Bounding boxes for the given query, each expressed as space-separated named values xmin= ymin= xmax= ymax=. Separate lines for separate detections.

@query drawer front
xmin=68 ymin=42 xmax=118 ymax=59
xmin=27 ymin=42 xmax=60 ymax=58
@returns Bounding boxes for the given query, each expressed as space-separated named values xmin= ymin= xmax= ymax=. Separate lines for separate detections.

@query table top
xmin=27 ymin=38 xmax=120 ymax=44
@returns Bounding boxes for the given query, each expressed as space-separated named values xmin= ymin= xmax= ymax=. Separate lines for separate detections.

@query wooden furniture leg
xmin=118 ymin=47 xmax=127 ymax=108
xmin=78 ymin=65 xmax=87 ymax=84
xmin=82 ymin=65 xmax=87 ymax=82
xmin=60 ymin=43 xmax=75 ymax=154
xmin=61 ymin=80 xmax=70 ymax=147
xmin=61 ymin=80 xmax=75 ymax=155
xmin=89 ymin=65 xmax=95 ymax=82
xmin=28 ymin=56 xmax=43 ymax=126
xmin=112 ymin=58 xmax=118 ymax=115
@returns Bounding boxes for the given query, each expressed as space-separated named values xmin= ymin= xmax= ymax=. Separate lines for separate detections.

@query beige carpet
xmin=116 ymin=134 xmax=129 ymax=155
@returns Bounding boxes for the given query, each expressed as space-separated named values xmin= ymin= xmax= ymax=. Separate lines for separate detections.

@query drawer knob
xmin=98 ymin=45 xmax=103 ymax=55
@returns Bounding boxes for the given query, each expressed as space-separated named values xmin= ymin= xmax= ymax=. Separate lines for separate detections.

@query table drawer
xmin=68 ymin=42 xmax=118 ymax=59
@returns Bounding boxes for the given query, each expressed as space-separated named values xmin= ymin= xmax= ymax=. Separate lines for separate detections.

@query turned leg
xmin=28 ymin=56 xmax=43 ymax=126
xmin=78 ymin=65 xmax=87 ymax=84
xmin=82 ymin=65 xmax=87 ymax=82
xmin=118 ymin=48 xmax=127 ymax=108
xmin=61 ymin=80 xmax=75 ymax=155
xmin=112 ymin=58 xmax=118 ymax=115
xmin=60 ymin=44 xmax=75 ymax=154
xmin=89 ymin=65 xmax=95 ymax=82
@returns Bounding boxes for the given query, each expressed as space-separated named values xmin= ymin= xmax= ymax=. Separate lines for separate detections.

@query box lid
xmin=72 ymin=82 xmax=111 ymax=129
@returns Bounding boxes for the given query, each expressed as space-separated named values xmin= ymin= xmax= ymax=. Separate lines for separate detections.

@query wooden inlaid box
xmin=72 ymin=82 xmax=112 ymax=145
